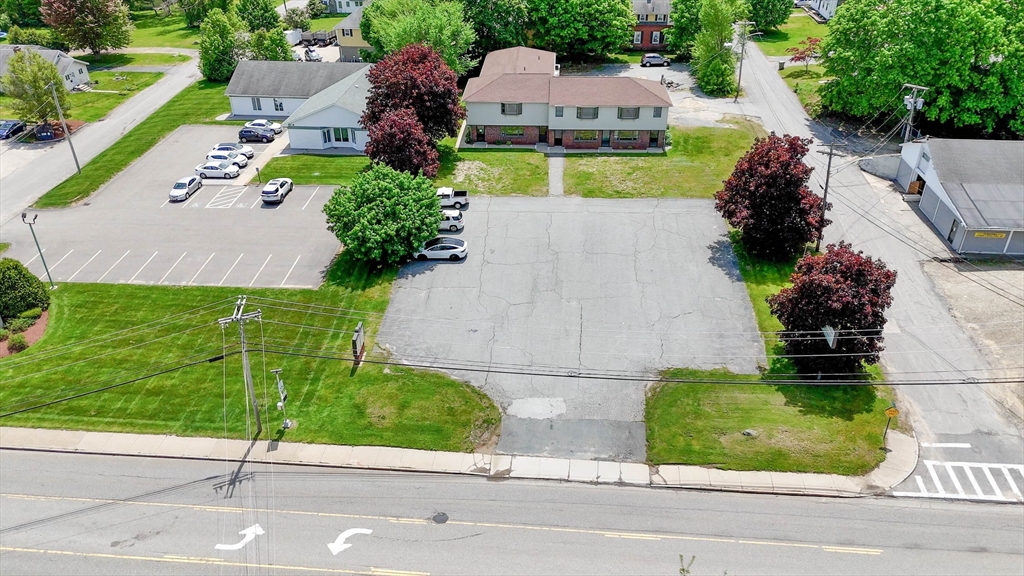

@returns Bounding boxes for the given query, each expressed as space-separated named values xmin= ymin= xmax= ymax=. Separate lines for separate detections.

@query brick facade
xmin=562 ymin=131 xmax=601 ymax=149
xmin=473 ymin=125 xmax=541 ymax=145
xmin=632 ymin=24 xmax=670 ymax=51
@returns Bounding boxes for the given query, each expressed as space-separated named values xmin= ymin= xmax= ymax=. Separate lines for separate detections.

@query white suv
xmin=439 ymin=209 xmax=464 ymax=232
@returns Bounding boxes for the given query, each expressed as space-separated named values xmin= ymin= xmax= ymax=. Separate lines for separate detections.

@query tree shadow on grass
xmin=322 ymin=253 xmax=396 ymax=292
xmin=774 ymin=382 xmax=879 ymax=420
xmin=437 ymin=142 xmax=462 ymax=181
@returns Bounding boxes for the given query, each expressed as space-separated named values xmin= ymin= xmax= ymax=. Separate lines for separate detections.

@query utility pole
xmin=21 ymin=212 xmax=55 ymax=289
xmin=902 ymin=84 xmax=928 ymax=143
xmin=219 ymin=296 xmax=264 ymax=437
xmin=48 ymin=82 xmax=80 ymax=174
xmin=815 ymin=140 xmax=846 ymax=252
xmin=734 ymin=21 xmax=759 ymax=103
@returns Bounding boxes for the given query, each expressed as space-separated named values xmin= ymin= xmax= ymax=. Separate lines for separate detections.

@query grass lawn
xmin=78 ymin=53 xmax=191 ymax=68
xmin=756 ymin=10 xmax=827 ymax=57
xmin=0 ymin=258 xmax=500 ymax=451
xmin=562 ymin=121 xmax=763 ymax=198
xmin=780 ymin=64 xmax=828 ymax=114
xmin=129 ymin=10 xmax=201 ymax=49
xmin=253 ymin=154 xmax=370 ymax=186
xmin=434 ymin=142 xmax=549 ymax=196
xmin=35 ymin=80 xmax=234 ymax=208
xmin=309 ymin=14 xmax=351 ymax=31
xmin=0 ymin=72 xmax=162 ymax=122
xmin=645 ymin=232 xmax=896 ymax=475
xmin=604 ymin=51 xmax=646 ymax=64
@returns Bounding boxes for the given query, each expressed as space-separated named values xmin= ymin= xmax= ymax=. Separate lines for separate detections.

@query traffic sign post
xmin=882 ymin=404 xmax=899 ymax=446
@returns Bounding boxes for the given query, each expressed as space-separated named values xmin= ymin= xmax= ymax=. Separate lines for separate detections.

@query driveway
xmin=378 ymin=197 xmax=765 ymax=461
xmin=3 ymin=125 xmax=339 ymax=288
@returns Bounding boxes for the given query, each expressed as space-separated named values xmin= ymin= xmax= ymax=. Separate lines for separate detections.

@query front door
xmin=601 ymin=130 xmax=610 ymax=147
xmin=947 ymin=220 xmax=959 ymax=244
xmin=476 ymin=126 xmax=485 ymax=142
xmin=649 ymin=131 xmax=659 ymax=148
xmin=553 ymin=130 xmax=562 ymax=146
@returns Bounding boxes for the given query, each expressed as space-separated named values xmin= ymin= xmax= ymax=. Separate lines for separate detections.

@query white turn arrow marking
xmin=215 ymin=524 xmax=264 ymax=551
xmin=327 ymin=528 xmax=373 ymax=555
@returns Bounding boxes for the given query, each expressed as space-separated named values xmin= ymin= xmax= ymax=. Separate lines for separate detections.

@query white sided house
xmin=0 ymin=45 xmax=89 ymax=91
xmin=284 ymin=65 xmax=371 ymax=151
xmin=464 ymin=47 xmax=671 ymax=150
xmin=896 ymin=138 xmax=1024 ymax=256
xmin=225 ymin=61 xmax=369 ymax=120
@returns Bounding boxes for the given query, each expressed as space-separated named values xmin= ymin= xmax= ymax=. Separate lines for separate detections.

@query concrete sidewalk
xmin=0 ymin=426 xmax=917 ymax=497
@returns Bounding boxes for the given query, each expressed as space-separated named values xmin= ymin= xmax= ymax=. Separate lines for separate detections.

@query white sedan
xmin=195 ymin=161 xmax=240 ymax=179
xmin=413 ymin=237 xmax=468 ymax=261
xmin=245 ymin=119 xmax=283 ymax=134
xmin=212 ymin=142 xmax=254 ymax=158
xmin=207 ymin=150 xmax=248 ymax=167
xmin=261 ymin=178 xmax=294 ymax=203
xmin=169 ymin=175 xmax=202 ymax=201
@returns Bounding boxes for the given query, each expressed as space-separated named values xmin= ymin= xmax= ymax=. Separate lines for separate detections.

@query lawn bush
xmin=5 ymin=318 xmax=34 ymax=334
xmin=7 ymin=25 xmax=70 ymax=50
xmin=6 ymin=333 xmax=29 ymax=353
xmin=0 ymin=258 xmax=50 ymax=320
xmin=19 ymin=307 xmax=42 ymax=320
xmin=0 ymin=329 xmax=9 ymax=342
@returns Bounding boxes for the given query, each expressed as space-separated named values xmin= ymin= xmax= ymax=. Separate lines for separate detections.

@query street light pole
xmin=22 ymin=213 xmax=55 ymax=289
xmin=815 ymin=140 xmax=846 ymax=252
xmin=734 ymin=21 xmax=758 ymax=103
xmin=902 ymin=84 xmax=929 ymax=143
xmin=48 ymin=82 xmax=80 ymax=174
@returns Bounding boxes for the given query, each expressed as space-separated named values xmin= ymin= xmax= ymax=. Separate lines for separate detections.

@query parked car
xmin=195 ymin=161 xmax=240 ymax=179
xmin=439 ymin=209 xmax=464 ymax=232
xmin=0 ymin=119 xmax=26 ymax=139
xmin=413 ymin=237 xmax=468 ymax=261
xmin=245 ymin=119 xmax=283 ymax=134
xmin=436 ymin=187 xmax=469 ymax=209
xmin=641 ymin=53 xmax=671 ymax=67
xmin=238 ymin=127 xmax=275 ymax=143
xmin=304 ymin=47 xmax=323 ymax=62
xmin=169 ymin=175 xmax=203 ymax=201
xmin=207 ymin=150 xmax=248 ymax=167
xmin=261 ymin=177 xmax=294 ymax=203
xmin=34 ymin=123 xmax=55 ymax=141
xmin=213 ymin=142 xmax=255 ymax=158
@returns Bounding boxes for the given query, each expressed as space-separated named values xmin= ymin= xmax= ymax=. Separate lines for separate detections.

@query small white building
xmin=283 ymin=66 xmax=371 ymax=151
xmin=225 ymin=60 xmax=369 ymax=120
xmin=808 ymin=0 xmax=843 ymax=21
xmin=0 ymin=45 xmax=89 ymax=92
xmin=896 ymin=138 xmax=1024 ymax=255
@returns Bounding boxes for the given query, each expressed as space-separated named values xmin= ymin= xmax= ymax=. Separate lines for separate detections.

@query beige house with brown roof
xmin=463 ymin=47 xmax=671 ymax=151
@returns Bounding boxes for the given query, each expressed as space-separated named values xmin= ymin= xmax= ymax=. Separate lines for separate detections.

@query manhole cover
xmin=431 ymin=512 xmax=448 ymax=524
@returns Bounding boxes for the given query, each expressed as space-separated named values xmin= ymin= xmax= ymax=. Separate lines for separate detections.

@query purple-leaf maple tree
xmin=364 ymin=107 xmax=440 ymax=178
xmin=361 ymin=43 xmax=466 ymax=142
xmin=786 ymin=37 xmax=821 ymax=72
xmin=767 ymin=242 xmax=898 ymax=375
xmin=715 ymin=133 xmax=828 ymax=261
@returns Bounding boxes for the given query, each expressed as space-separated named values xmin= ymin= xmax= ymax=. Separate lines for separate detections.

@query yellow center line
xmin=1 ymin=492 xmax=883 ymax=555
xmin=0 ymin=546 xmax=426 ymax=575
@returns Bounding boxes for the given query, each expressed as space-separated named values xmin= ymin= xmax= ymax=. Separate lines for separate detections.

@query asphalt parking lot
xmin=377 ymin=197 xmax=766 ymax=461
xmin=3 ymin=125 xmax=340 ymax=288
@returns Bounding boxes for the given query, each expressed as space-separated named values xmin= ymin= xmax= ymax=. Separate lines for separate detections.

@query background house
xmin=334 ymin=8 xmax=373 ymax=62
xmin=896 ymin=138 xmax=1024 ymax=255
xmin=225 ymin=61 xmax=369 ymax=119
xmin=0 ymin=45 xmax=89 ymax=91
xmin=325 ymin=0 xmax=368 ymax=13
xmin=632 ymin=0 xmax=672 ymax=51
xmin=464 ymin=47 xmax=671 ymax=150
xmin=808 ymin=0 xmax=843 ymax=21
xmin=284 ymin=65 xmax=371 ymax=151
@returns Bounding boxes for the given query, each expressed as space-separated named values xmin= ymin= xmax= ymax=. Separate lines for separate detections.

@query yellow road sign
xmin=885 ymin=407 xmax=899 ymax=418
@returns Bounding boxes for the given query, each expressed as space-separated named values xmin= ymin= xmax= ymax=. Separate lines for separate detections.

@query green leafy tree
xmin=748 ymin=0 xmax=788 ymax=30
xmin=692 ymin=0 xmax=735 ymax=97
xmin=6 ymin=25 xmax=70 ymax=50
xmin=282 ymin=6 xmax=310 ymax=31
xmin=248 ymin=28 xmax=294 ymax=60
xmin=666 ymin=0 xmax=701 ymax=57
xmin=0 ymin=258 xmax=50 ymax=320
xmin=323 ymin=163 xmax=442 ymax=266
xmin=236 ymin=0 xmax=279 ymax=31
xmin=41 ymin=0 xmax=134 ymax=54
xmin=306 ymin=0 xmax=326 ymax=19
xmin=362 ymin=0 xmax=478 ymax=75
xmin=0 ymin=49 xmax=70 ymax=123
xmin=179 ymin=0 xmax=219 ymax=27
xmin=2 ymin=0 xmax=43 ymax=26
xmin=462 ymin=0 xmax=528 ymax=56
xmin=198 ymin=8 xmax=242 ymax=81
xmin=820 ymin=0 xmax=1020 ymax=135
xmin=527 ymin=0 xmax=634 ymax=59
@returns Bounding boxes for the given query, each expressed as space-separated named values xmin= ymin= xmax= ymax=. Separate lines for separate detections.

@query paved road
xmin=0 ymin=450 xmax=1021 ymax=575
xmin=0 ymin=56 xmax=201 ymax=230
xmin=2 ymin=125 xmax=338 ymax=289
xmin=378 ymin=197 xmax=766 ymax=461
xmin=734 ymin=44 xmax=1023 ymax=495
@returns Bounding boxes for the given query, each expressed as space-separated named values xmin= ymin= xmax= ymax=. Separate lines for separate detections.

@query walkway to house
xmin=547 ymin=155 xmax=564 ymax=196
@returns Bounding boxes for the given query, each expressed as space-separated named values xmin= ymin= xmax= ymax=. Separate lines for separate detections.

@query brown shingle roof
xmin=464 ymin=74 xmax=551 ymax=103
xmin=548 ymin=77 xmax=671 ymax=107
xmin=478 ymin=46 xmax=556 ymax=77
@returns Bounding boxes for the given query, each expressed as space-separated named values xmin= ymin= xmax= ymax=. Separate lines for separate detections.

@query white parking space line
xmin=25 ymin=248 xmax=45 ymax=265
xmin=160 ymin=197 xmax=171 ymax=208
xmin=189 ymin=253 xmax=215 ymax=285
xmin=182 ymin=187 xmax=207 ymax=208
xmin=98 ymin=250 xmax=130 ymax=282
xmin=40 ymin=249 xmax=73 ymax=279
xmin=128 ymin=251 xmax=158 ymax=283
xmin=67 ymin=250 xmax=102 ymax=282
xmin=219 ymin=254 xmax=243 ymax=286
xmin=158 ymin=252 xmax=187 ymax=284
xmin=206 ymin=186 xmax=246 ymax=208
xmin=302 ymin=187 xmax=320 ymax=210
xmin=281 ymin=255 xmax=301 ymax=286
xmin=249 ymin=254 xmax=272 ymax=286
xmin=920 ymin=443 xmax=972 ymax=448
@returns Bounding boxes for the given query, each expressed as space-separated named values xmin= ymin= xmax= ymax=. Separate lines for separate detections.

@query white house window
xmin=273 ymin=98 xmax=284 ymax=112
xmin=334 ymin=127 xmax=349 ymax=142
xmin=501 ymin=126 xmax=524 ymax=137
xmin=617 ymin=107 xmax=640 ymax=120
xmin=616 ymin=131 xmax=639 ymax=141
xmin=574 ymin=130 xmax=598 ymax=141
xmin=321 ymin=128 xmax=332 ymax=144
xmin=577 ymin=107 xmax=599 ymax=119
xmin=555 ymin=106 xmax=563 ymax=117
xmin=655 ymin=14 xmax=667 ymax=22
xmin=633 ymin=31 xmax=642 ymax=44
xmin=251 ymin=97 xmax=262 ymax=111
xmin=652 ymin=31 xmax=661 ymax=44
xmin=921 ymin=152 xmax=931 ymax=163
xmin=78 ymin=67 xmax=83 ymax=74
xmin=653 ymin=107 xmax=663 ymax=118
xmin=501 ymin=103 xmax=522 ymax=115
xmin=65 ymin=73 xmax=72 ymax=81
xmin=342 ymin=29 xmax=353 ymax=37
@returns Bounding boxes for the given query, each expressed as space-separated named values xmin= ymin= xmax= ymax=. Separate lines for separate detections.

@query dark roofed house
xmin=896 ymin=138 xmax=1024 ymax=255
xmin=226 ymin=60 xmax=369 ymax=119
xmin=632 ymin=0 xmax=672 ymax=50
